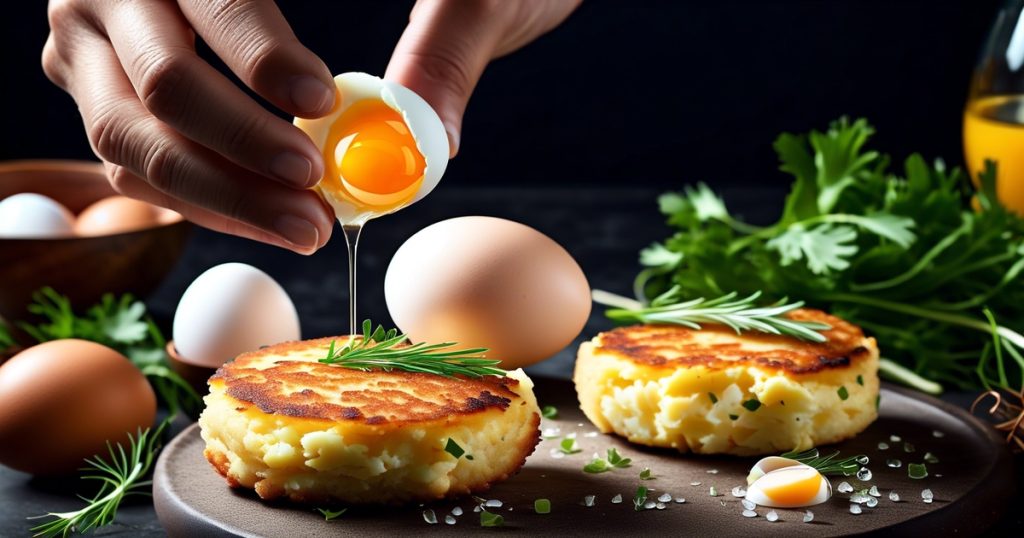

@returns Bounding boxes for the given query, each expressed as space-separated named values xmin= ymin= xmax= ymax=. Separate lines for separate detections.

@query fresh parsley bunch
xmin=636 ymin=118 xmax=1024 ymax=392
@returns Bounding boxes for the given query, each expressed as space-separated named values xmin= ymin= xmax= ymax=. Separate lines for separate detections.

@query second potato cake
xmin=574 ymin=309 xmax=879 ymax=456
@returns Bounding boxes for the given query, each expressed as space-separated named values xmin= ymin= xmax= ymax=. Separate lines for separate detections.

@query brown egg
xmin=384 ymin=216 xmax=592 ymax=369
xmin=74 ymin=196 xmax=167 ymax=236
xmin=0 ymin=339 xmax=156 ymax=475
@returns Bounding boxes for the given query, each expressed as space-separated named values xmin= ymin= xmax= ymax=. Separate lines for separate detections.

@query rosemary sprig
xmin=781 ymin=448 xmax=863 ymax=476
xmin=319 ymin=320 xmax=506 ymax=379
xmin=594 ymin=286 xmax=831 ymax=343
xmin=29 ymin=417 xmax=170 ymax=537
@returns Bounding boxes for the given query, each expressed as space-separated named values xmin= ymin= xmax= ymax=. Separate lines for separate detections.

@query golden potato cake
xmin=574 ymin=309 xmax=879 ymax=455
xmin=198 ymin=337 xmax=541 ymax=504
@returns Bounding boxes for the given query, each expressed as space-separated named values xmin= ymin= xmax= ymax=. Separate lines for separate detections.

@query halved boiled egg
xmin=294 ymin=72 xmax=449 ymax=224
xmin=746 ymin=456 xmax=803 ymax=486
xmin=745 ymin=464 xmax=832 ymax=508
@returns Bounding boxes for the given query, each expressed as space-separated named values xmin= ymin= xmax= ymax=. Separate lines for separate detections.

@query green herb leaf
xmin=559 ymin=437 xmax=581 ymax=454
xmin=633 ymin=486 xmax=648 ymax=511
xmin=837 ymin=386 xmax=849 ymax=400
xmin=729 ymin=414 xmax=739 ymax=421
xmin=317 ymin=508 xmax=347 ymax=521
xmin=908 ymin=463 xmax=929 ymax=479
xmin=480 ymin=510 xmax=504 ymax=527
xmin=639 ymin=468 xmax=655 ymax=480
xmin=30 ymin=417 xmax=170 ymax=537
xmin=606 ymin=448 xmax=631 ymax=468
xmin=583 ymin=457 xmax=610 ymax=473
xmin=534 ymin=499 xmax=551 ymax=514
xmin=541 ymin=405 xmax=558 ymax=419
xmin=627 ymin=117 xmax=1024 ymax=395
xmin=857 ymin=375 xmax=864 ymax=386
xmin=598 ymin=288 xmax=830 ymax=343
xmin=444 ymin=438 xmax=465 ymax=459
xmin=742 ymin=399 xmax=762 ymax=412
xmin=708 ymin=392 xmax=718 ymax=404
xmin=781 ymin=448 xmax=863 ymax=476
xmin=320 ymin=320 xmax=505 ymax=379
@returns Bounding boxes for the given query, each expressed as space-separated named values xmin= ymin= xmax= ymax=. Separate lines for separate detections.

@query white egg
xmin=172 ymin=263 xmax=300 ymax=368
xmin=746 ymin=456 xmax=803 ymax=485
xmin=294 ymin=72 xmax=449 ymax=224
xmin=745 ymin=464 xmax=833 ymax=508
xmin=0 ymin=193 xmax=75 ymax=238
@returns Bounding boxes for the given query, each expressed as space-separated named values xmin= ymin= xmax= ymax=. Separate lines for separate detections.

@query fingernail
xmin=444 ymin=122 xmax=460 ymax=158
xmin=274 ymin=214 xmax=319 ymax=249
xmin=269 ymin=152 xmax=315 ymax=187
xmin=290 ymin=76 xmax=334 ymax=115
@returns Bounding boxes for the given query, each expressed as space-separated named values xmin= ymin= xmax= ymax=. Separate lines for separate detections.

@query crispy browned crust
xmin=210 ymin=337 xmax=522 ymax=426
xmin=203 ymin=447 xmax=240 ymax=488
xmin=596 ymin=309 xmax=875 ymax=374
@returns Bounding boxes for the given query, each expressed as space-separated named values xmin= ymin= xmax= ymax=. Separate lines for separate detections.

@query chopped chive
xmin=317 ymin=508 xmax=347 ymax=521
xmin=633 ymin=486 xmax=648 ymax=511
xmin=908 ymin=463 xmax=928 ymax=479
xmin=534 ymin=498 xmax=551 ymax=514
xmin=583 ymin=458 xmax=610 ymax=473
xmin=466 ymin=454 xmax=475 ymax=460
xmin=729 ymin=414 xmax=739 ymax=421
xmin=856 ymin=374 xmax=864 ymax=386
xmin=480 ymin=510 xmax=504 ymax=527
xmin=541 ymin=405 xmax=558 ymax=419
xmin=444 ymin=438 xmax=465 ymax=459
xmin=838 ymin=386 xmax=849 ymax=400
xmin=708 ymin=392 xmax=718 ymax=404
xmin=742 ymin=399 xmax=761 ymax=411
xmin=559 ymin=437 xmax=581 ymax=454
xmin=639 ymin=468 xmax=655 ymax=480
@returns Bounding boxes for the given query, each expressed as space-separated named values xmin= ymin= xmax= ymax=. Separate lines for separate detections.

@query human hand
xmin=43 ymin=0 xmax=336 ymax=254
xmin=385 ymin=0 xmax=581 ymax=156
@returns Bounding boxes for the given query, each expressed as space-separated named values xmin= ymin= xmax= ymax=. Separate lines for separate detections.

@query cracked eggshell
xmin=295 ymin=72 xmax=448 ymax=223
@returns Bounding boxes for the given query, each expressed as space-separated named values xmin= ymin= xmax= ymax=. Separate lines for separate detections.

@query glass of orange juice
xmin=964 ymin=0 xmax=1024 ymax=213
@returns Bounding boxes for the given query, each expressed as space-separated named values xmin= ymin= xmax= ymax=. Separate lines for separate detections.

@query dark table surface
xmin=1 ymin=186 xmax=1021 ymax=536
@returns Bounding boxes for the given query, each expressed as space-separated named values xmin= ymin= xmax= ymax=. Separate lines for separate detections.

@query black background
xmin=0 ymin=0 xmax=1003 ymax=190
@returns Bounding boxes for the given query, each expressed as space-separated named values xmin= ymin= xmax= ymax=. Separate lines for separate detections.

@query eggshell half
xmin=295 ymin=72 xmax=448 ymax=223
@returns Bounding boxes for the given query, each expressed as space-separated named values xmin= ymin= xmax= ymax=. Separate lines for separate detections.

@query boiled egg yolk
xmin=319 ymin=99 xmax=426 ymax=211
xmin=745 ymin=465 xmax=832 ymax=507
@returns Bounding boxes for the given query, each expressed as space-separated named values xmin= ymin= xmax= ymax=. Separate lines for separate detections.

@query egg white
xmin=294 ymin=72 xmax=449 ymax=224
xmin=745 ymin=464 xmax=832 ymax=508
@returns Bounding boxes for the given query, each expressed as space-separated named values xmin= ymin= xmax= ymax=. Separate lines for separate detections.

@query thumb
xmin=384 ymin=1 xmax=502 ymax=158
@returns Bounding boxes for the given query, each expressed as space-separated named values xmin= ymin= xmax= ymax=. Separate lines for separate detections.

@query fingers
xmin=385 ymin=0 xmax=581 ymax=157
xmin=177 ymin=0 xmax=335 ymax=118
xmin=385 ymin=1 xmax=500 ymax=158
xmin=103 ymin=163 xmax=309 ymax=252
xmin=72 ymin=34 xmax=333 ymax=254
xmin=97 ymin=1 xmax=322 ymax=188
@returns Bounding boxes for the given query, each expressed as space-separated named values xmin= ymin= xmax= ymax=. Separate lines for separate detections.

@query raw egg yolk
xmin=759 ymin=468 xmax=822 ymax=506
xmin=320 ymin=99 xmax=426 ymax=210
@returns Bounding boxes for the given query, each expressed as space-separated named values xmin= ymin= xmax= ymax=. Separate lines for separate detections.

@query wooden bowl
xmin=0 ymin=160 xmax=191 ymax=325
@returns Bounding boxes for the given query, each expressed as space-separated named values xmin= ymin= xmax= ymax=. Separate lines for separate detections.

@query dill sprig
xmin=781 ymin=448 xmax=863 ymax=476
xmin=29 ymin=418 xmax=169 ymax=537
xmin=594 ymin=286 xmax=831 ymax=343
xmin=319 ymin=320 xmax=506 ymax=379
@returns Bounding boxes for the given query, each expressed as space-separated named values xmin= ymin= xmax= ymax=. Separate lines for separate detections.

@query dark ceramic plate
xmin=154 ymin=380 xmax=1013 ymax=537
